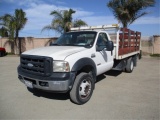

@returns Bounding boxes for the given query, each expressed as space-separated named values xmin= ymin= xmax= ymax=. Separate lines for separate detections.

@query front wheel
xmin=70 ymin=72 xmax=94 ymax=105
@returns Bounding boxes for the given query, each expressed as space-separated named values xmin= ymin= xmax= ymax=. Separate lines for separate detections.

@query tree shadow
xmin=44 ymin=37 xmax=58 ymax=46
xmin=19 ymin=37 xmax=26 ymax=53
xmin=3 ymin=39 xmax=15 ymax=53
xmin=27 ymin=88 xmax=70 ymax=100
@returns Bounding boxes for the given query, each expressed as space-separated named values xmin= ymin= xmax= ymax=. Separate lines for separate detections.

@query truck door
xmin=94 ymin=32 xmax=114 ymax=75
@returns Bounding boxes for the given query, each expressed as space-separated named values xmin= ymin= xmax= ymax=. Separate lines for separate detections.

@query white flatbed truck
xmin=17 ymin=24 xmax=141 ymax=105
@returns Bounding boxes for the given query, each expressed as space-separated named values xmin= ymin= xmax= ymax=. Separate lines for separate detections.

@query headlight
xmin=53 ymin=61 xmax=70 ymax=72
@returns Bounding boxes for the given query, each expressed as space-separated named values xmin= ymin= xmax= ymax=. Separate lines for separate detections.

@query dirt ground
xmin=0 ymin=56 xmax=159 ymax=120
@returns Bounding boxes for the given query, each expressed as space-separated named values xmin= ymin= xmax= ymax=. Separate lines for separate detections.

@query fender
xmin=71 ymin=58 xmax=97 ymax=81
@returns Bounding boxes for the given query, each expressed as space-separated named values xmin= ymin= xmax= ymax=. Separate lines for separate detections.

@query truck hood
xmin=22 ymin=46 xmax=87 ymax=60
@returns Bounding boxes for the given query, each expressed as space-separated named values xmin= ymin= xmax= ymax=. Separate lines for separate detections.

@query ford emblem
xmin=27 ymin=63 xmax=33 ymax=67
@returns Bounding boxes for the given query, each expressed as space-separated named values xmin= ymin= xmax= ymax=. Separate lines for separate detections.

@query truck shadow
xmin=105 ymin=70 xmax=122 ymax=76
xmin=27 ymin=88 xmax=70 ymax=100
xmin=27 ymin=70 xmax=122 ymax=100
xmin=96 ymin=70 xmax=122 ymax=83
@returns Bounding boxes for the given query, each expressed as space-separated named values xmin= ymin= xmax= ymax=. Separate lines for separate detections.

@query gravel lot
xmin=0 ymin=56 xmax=159 ymax=120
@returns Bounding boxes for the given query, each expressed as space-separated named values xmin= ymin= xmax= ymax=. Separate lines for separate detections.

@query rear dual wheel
xmin=125 ymin=57 xmax=134 ymax=73
xmin=70 ymin=72 xmax=94 ymax=105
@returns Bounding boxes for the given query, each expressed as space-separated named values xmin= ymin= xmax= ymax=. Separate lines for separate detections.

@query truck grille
xmin=20 ymin=55 xmax=53 ymax=76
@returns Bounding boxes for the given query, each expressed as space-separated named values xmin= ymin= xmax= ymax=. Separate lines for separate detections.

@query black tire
xmin=2 ymin=51 xmax=4 ymax=56
xmin=139 ymin=50 xmax=142 ymax=59
xmin=0 ymin=51 xmax=5 ymax=57
xmin=70 ymin=72 xmax=94 ymax=105
xmin=126 ymin=57 xmax=134 ymax=73
xmin=27 ymin=87 xmax=35 ymax=92
xmin=0 ymin=51 xmax=2 ymax=57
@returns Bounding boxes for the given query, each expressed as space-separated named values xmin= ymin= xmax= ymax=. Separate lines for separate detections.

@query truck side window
xmin=101 ymin=33 xmax=108 ymax=42
xmin=97 ymin=33 xmax=108 ymax=45
xmin=96 ymin=33 xmax=109 ymax=50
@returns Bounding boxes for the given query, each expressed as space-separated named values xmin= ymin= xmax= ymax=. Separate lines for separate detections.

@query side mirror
xmin=96 ymin=41 xmax=114 ymax=51
xmin=106 ymin=41 xmax=114 ymax=51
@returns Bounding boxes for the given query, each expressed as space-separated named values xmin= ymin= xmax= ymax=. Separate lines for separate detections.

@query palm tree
xmin=107 ymin=0 xmax=155 ymax=28
xmin=0 ymin=9 xmax=27 ymax=54
xmin=73 ymin=19 xmax=87 ymax=27
xmin=0 ymin=14 xmax=15 ymax=53
xmin=0 ymin=27 xmax=8 ymax=37
xmin=0 ymin=14 xmax=12 ymax=38
xmin=42 ymin=9 xmax=87 ymax=34
xmin=14 ymin=9 xmax=27 ymax=54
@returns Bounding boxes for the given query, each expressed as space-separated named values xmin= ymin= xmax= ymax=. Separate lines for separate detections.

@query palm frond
xmin=50 ymin=10 xmax=63 ymax=20
xmin=41 ymin=25 xmax=54 ymax=32
xmin=73 ymin=19 xmax=87 ymax=27
xmin=107 ymin=0 xmax=155 ymax=28
xmin=129 ymin=12 xmax=148 ymax=25
xmin=42 ymin=8 xmax=87 ymax=34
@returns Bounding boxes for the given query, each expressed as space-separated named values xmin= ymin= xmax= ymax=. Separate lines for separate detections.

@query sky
xmin=0 ymin=0 xmax=160 ymax=38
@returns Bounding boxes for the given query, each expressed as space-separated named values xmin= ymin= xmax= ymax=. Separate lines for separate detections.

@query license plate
xmin=24 ymin=80 xmax=33 ymax=88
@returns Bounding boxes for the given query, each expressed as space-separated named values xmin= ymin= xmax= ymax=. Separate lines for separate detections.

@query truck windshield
xmin=51 ymin=31 xmax=97 ymax=47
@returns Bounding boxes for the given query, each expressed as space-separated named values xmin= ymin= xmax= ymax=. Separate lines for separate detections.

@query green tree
xmin=0 ymin=27 xmax=8 ymax=37
xmin=14 ymin=9 xmax=27 ymax=54
xmin=0 ymin=14 xmax=12 ymax=38
xmin=73 ymin=19 xmax=87 ymax=27
xmin=0 ymin=9 xmax=27 ymax=54
xmin=107 ymin=0 xmax=155 ymax=28
xmin=0 ymin=14 xmax=15 ymax=53
xmin=42 ymin=9 xmax=87 ymax=34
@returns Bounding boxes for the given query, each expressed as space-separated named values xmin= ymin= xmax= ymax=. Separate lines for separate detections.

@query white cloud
xmin=18 ymin=0 xmax=38 ymax=6
xmin=56 ymin=1 xmax=66 ymax=5
xmin=20 ymin=2 xmax=118 ymax=37
xmin=23 ymin=2 xmax=94 ymax=32
xmin=0 ymin=0 xmax=44 ymax=6
xmin=24 ymin=4 xmax=53 ymax=31
xmin=19 ymin=0 xmax=159 ymax=37
xmin=81 ymin=16 xmax=118 ymax=26
xmin=73 ymin=10 xmax=94 ymax=18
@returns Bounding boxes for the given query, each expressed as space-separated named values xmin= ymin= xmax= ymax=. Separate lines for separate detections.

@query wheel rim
xmin=130 ymin=60 xmax=134 ymax=70
xmin=79 ymin=78 xmax=91 ymax=99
